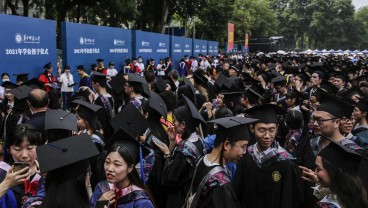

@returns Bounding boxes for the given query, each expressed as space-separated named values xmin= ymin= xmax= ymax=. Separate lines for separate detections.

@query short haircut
xmin=27 ymin=89 xmax=49 ymax=108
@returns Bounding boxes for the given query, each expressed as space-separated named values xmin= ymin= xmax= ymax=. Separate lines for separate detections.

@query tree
xmin=232 ymin=0 xmax=278 ymax=40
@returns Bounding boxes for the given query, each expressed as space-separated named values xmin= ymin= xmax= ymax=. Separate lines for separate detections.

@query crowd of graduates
xmin=0 ymin=52 xmax=368 ymax=208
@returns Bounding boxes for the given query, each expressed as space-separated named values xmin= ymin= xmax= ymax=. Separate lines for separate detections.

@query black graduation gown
xmin=192 ymin=158 xmax=240 ymax=208
xmin=93 ymin=96 xmax=114 ymax=140
xmin=161 ymin=139 xmax=204 ymax=208
xmin=233 ymin=154 xmax=303 ymax=208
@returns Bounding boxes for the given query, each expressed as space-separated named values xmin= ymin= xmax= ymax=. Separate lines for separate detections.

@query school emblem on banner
xmin=272 ymin=171 xmax=281 ymax=182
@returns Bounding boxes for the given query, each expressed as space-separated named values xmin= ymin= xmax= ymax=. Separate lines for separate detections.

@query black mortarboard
xmin=183 ymin=77 xmax=196 ymax=92
xmin=109 ymin=73 xmax=126 ymax=94
xmin=45 ymin=109 xmax=78 ymax=132
xmin=96 ymin=59 xmax=104 ymax=63
xmin=192 ymin=70 xmax=208 ymax=87
xmin=148 ymin=91 xmax=167 ymax=120
xmin=208 ymin=116 xmax=258 ymax=142
xmin=110 ymin=103 xmax=149 ymax=136
xmin=43 ymin=62 xmax=52 ymax=69
xmin=73 ymin=99 xmax=102 ymax=112
xmin=183 ymin=95 xmax=205 ymax=123
xmin=37 ymin=134 xmax=99 ymax=173
xmin=13 ymin=73 xmax=29 ymax=83
xmin=23 ymin=78 xmax=44 ymax=89
xmin=316 ymin=91 xmax=355 ymax=118
xmin=104 ymin=128 xmax=150 ymax=163
xmin=318 ymin=81 xmax=339 ymax=95
xmin=109 ymin=62 xmax=114 ymax=65
xmin=10 ymin=85 xmax=32 ymax=100
xmin=312 ymin=62 xmax=324 ymax=67
xmin=214 ymin=73 xmax=228 ymax=89
xmin=245 ymin=86 xmax=264 ymax=100
xmin=229 ymin=66 xmax=240 ymax=73
xmin=154 ymin=76 xmax=166 ymax=93
xmin=319 ymin=138 xmax=363 ymax=176
xmin=127 ymin=74 xmax=147 ymax=84
xmin=244 ymin=104 xmax=286 ymax=124
xmin=311 ymin=69 xmax=326 ymax=80
xmin=92 ymin=71 xmax=107 ymax=83
xmin=174 ymin=95 xmax=205 ymax=129
xmin=1 ymin=81 xmax=17 ymax=89
xmin=356 ymin=98 xmax=368 ymax=113
xmin=285 ymin=88 xmax=305 ymax=100
xmin=271 ymin=76 xmax=287 ymax=86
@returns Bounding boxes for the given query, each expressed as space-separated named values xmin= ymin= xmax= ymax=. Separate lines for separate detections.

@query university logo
xmin=114 ymin=39 xmax=125 ymax=46
xmin=175 ymin=43 xmax=180 ymax=48
xmin=159 ymin=42 xmax=166 ymax=47
xmin=142 ymin=41 xmax=150 ymax=47
xmin=79 ymin=37 xmax=84 ymax=45
xmin=15 ymin=33 xmax=22 ymax=44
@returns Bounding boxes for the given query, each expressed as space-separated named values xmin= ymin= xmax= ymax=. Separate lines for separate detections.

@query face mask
xmin=138 ymin=59 xmax=142 ymax=63
xmin=2 ymin=79 xmax=10 ymax=82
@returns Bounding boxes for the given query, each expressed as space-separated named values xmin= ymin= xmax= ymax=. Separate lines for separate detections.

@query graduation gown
xmin=90 ymin=181 xmax=154 ymax=208
xmin=161 ymin=134 xmax=205 ymax=208
xmin=192 ymin=157 xmax=240 ymax=208
xmin=233 ymin=144 xmax=304 ymax=208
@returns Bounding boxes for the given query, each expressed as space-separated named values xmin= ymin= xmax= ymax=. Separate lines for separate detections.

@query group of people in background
xmin=0 ymin=51 xmax=368 ymax=208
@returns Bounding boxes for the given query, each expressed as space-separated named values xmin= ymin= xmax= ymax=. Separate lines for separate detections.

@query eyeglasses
xmin=341 ymin=117 xmax=355 ymax=122
xmin=312 ymin=117 xmax=337 ymax=125
xmin=232 ymin=143 xmax=248 ymax=153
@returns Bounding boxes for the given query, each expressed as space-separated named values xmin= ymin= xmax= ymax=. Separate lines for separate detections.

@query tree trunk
xmin=21 ymin=0 xmax=29 ymax=16
xmin=156 ymin=0 xmax=169 ymax=33
xmin=6 ymin=0 xmax=18 ymax=15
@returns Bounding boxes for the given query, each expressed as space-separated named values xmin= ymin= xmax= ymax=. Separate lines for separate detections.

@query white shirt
xmin=57 ymin=73 xmax=74 ymax=92
xmin=157 ymin=64 xmax=165 ymax=76
xmin=199 ymin=60 xmax=210 ymax=71
xmin=191 ymin=60 xmax=198 ymax=72
xmin=0 ymin=86 xmax=4 ymax=103
xmin=106 ymin=68 xmax=118 ymax=77
xmin=137 ymin=62 xmax=145 ymax=72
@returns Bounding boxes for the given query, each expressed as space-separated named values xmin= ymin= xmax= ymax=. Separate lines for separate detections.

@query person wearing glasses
xmin=233 ymin=104 xmax=304 ymax=208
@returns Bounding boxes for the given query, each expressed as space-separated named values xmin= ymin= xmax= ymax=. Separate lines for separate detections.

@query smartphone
xmin=152 ymin=137 xmax=164 ymax=147
xmin=13 ymin=162 xmax=29 ymax=172
xmin=95 ymin=200 xmax=109 ymax=208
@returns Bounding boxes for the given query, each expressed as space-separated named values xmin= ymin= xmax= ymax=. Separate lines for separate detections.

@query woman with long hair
xmin=138 ymin=92 xmax=169 ymax=208
xmin=315 ymin=141 xmax=368 ymax=208
xmin=90 ymin=134 xmax=155 ymax=208
xmin=153 ymin=96 xmax=205 ymax=208
xmin=0 ymin=124 xmax=43 ymax=207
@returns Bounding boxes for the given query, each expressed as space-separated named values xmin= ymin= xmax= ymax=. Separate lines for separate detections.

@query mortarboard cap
xmin=183 ymin=95 xmax=205 ymax=123
xmin=183 ymin=77 xmax=196 ymax=92
xmin=318 ymin=81 xmax=339 ymax=95
xmin=73 ymin=99 xmax=102 ymax=112
xmin=127 ymin=74 xmax=147 ymax=84
xmin=154 ymin=76 xmax=166 ymax=93
xmin=316 ymin=91 xmax=355 ymax=118
xmin=13 ymin=73 xmax=29 ymax=83
xmin=10 ymin=85 xmax=32 ymax=100
xmin=45 ymin=109 xmax=78 ymax=132
xmin=22 ymin=78 xmax=44 ymax=89
xmin=271 ymin=76 xmax=287 ymax=86
xmin=104 ymin=128 xmax=150 ymax=163
xmin=109 ymin=73 xmax=126 ymax=94
xmin=92 ymin=71 xmax=107 ymax=83
xmin=96 ymin=59 xmax=104 ymax=63
xmin=109 ymin=62 xmax=114 ymax=65
xmin=208 ymin=116 xmax=258 ymax=142
xmin=244 ymin=104 xmax=286 ymax=124
xmin=318 ymin=137 xmax=364 ymax=176
xmin=148 ymin=91 xmax=167 ymax=120
xmin=37 ymin=134 xmax=99 ymax=173
xmin=244 ymin=86 xmax=264 ymax=100
xmin=356 ymin=98 xmax=368 ymax=113
xmin=192 ymin=70 xmax=208 ymax=87
xmin=1 ymin=81 xmax=17 ymax=89
xmin=110 ymin=103 xmax=149 ymax=136
xmin=333 ymin=71 xmax=348 ymax=82
xmin=43 ymin=62 xmax=52 ymax=69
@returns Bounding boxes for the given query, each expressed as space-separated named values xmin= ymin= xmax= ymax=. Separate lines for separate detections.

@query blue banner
xmin=170 ymin=36 xmax=192 ymax=68
xmin=193 ymin=39 xmax=208 ymax=57
xmin=62 ymin=22 xmax=132 ymax=74
xmin=207 ymin=41 xmax=219 ymax=56
xmin=0 ymin=14 xmax=56 ymax=81
xmin=133 ymin=30 xmax=170 ymax=65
